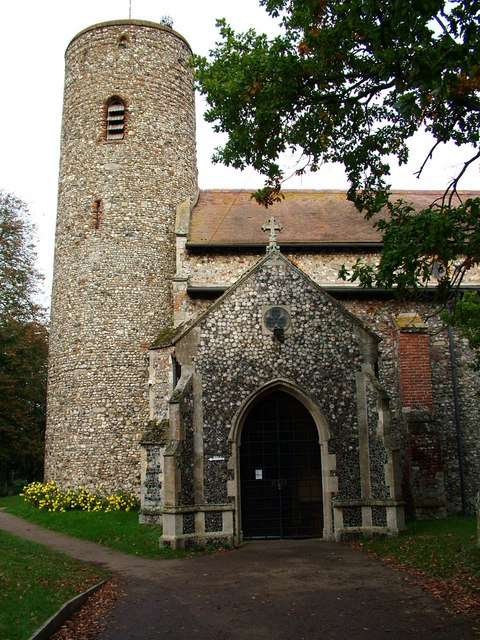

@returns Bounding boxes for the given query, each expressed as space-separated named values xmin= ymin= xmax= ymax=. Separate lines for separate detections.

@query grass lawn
xmin=357 ymin=516 xmax=480 ymax=579
xmin=0 ymin=529 xmax=109 ymax=640
xmin=0 ymin=494 xmax=201 ymax=639
xmin=0 ymin=495 xmax=195 ymax=560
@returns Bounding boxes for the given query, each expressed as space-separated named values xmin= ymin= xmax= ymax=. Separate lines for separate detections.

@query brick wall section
xmin=405 ymin=413 xmax=447 ymax=518
xmin=408 ymin=433 xmax=443 ymax=479
xmin=398 ymin=332 xmax=434 ymax=410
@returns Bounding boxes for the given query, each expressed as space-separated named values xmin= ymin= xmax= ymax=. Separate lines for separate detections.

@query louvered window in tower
xmin=106 ymin=99 xmax=125 ymax=140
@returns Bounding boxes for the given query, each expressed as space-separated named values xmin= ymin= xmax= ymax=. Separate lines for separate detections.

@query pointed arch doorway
xmin=240 ymin=390 xmax=323 ymax=539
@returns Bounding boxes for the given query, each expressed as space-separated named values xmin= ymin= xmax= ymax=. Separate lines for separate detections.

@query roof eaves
xmin=186 ymin=241 xmax=384 ymax=252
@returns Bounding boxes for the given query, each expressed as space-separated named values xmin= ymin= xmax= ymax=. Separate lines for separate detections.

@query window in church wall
xmin=106 ymin=97 xmax=126 ymax=140
xmin=91 ymin=199 xmax=102 ymax=229
xmin=172 ymin=354 xmax=181 ymax=388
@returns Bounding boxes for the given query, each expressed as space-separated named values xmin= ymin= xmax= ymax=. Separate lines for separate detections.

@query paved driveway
xmin=0 ymin=511 xmax=477 ymax=639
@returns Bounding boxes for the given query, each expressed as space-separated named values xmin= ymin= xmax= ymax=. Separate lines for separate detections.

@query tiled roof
xmin=188 ymin=190 xmax=479 ymax=245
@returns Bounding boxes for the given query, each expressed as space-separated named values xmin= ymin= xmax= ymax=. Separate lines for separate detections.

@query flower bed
xmin=21 ymin=481 xmax=138 ymax=512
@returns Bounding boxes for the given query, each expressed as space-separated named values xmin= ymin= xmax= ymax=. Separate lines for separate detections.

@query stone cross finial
xmin=262 ymin=216 xmax=283 ymax=253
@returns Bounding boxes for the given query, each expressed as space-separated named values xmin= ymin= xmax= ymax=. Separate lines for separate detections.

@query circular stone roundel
xmin=264 ymin=306 xmax=291 ymax=331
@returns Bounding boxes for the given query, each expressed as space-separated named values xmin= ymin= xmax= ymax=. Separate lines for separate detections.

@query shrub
xmin=21 ymin=481 xmax=67 ymax=511
xmin=20 ymin=481 xmax=138 ymax=513
xmin=103 ymin=491 xmax=138 ymax=512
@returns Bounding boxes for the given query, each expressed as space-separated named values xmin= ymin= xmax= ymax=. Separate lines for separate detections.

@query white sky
xmin=1 ymin=0 xmax=478 ymax=304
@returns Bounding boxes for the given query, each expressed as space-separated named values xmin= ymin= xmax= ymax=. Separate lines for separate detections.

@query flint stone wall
xmin=179 ymin=246 xmax=480 ymax=515
xmin=45 ymin=20 xmax=197 ymax=494
xmin=173 ymin=253 xmax=392 ymax=516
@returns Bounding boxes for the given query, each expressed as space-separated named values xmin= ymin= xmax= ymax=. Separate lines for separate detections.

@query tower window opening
xmin=106 ymin=98 xmax=125 ymax=140
xmin=118 ymin=34 xmax=130 ymax=48
xmin=92 ymin=199 xmax=102 ymax=229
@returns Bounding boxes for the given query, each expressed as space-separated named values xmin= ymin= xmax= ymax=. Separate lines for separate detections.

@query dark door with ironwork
xmin=240 ymin=391 xmax=323 ymax=538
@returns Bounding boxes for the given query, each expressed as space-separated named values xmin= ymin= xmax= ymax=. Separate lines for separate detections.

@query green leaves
xmin=345 ymin=196 xmax=480 ymax=297
xmin=194 ymin=0 xmax=479 ymax=202
xmin=0 ymin=191 xmax=44 ymax=326
xmin=194 ymin=23 xmax=303 ymax=180
xmin=0 ymin=319 xmax=48 ymax=486
xmin=446 ymin=292 xmax=480 ymax=368
xmin=194 ymin=1 xmax=480 ymax=358
xmin=0 ymin=191 xmax=47 ymax=489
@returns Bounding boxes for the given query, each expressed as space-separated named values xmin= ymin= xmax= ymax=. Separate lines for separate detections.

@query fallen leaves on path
xmin=51 ymin=577 xmax=124 ymax=640
xmin=396 ymin=564 xmax=480 ymax=620
xmin=354 ymin=545 xmax=480 ymax=621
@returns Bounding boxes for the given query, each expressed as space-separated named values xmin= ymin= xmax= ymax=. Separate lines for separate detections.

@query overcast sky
xmin=1 ymin=0 xmax=478 ymax=303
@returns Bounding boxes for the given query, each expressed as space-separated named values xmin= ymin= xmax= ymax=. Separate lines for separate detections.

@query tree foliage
xmin=0 ymin=191 xmax=47 ymax=490
xmin=0 ymin=192 xmax=44 ymax=323
xmin=194 ymin=0 xmax=480 ymax=346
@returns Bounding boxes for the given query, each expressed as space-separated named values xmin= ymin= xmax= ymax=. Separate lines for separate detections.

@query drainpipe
xmin=447 ymin=304 xmax=466 ymax=514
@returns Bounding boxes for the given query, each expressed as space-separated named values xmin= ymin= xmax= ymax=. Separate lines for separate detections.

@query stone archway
xmin=229 ymin=379 xmax=338 ymax=543
xmin=240 ymin=390 xmax=323 ymax=538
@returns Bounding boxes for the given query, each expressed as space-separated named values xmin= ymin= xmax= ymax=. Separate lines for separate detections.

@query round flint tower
xmin=45 ymin=20 xmax=197 ymax=493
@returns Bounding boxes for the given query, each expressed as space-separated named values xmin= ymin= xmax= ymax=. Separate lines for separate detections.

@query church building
xmin=44 ymin=19 xmax=480 ymax=548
